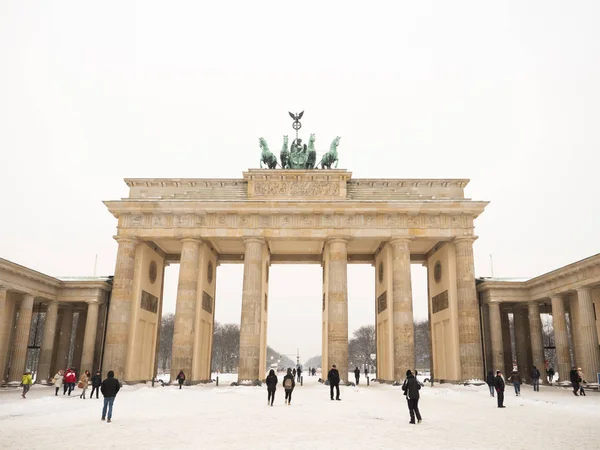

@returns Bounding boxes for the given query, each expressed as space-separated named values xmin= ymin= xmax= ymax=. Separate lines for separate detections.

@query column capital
xmin=85 ymin=299 xmax=102 ymax=306
xmin=113 ymin=236 xmax=139 ymax=245
xmin=325 ymin=237 xmax=349 ymax=245
xmin=453 ymin=236 xmax=478 ymax=245
xmin=23 ymin=293 xmax=35 ymax=302
xmin=0 ymin=285 xmax=8 ymax=294
xmin=388 ymin=236 xmax=413 ymax=246
xmin=180 ymin=237 xmax=203 ymax=245
xmin=242 ymin=237 xmax=266 ymax=246
xmin=576 ymin=286 xmax=592 ymax=295
xmin=550 ymin=294 xmax=564 ymax=301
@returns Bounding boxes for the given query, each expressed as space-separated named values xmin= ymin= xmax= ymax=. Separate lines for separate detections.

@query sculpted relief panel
xmin=253 ymin=181 xmax=340 ymax=197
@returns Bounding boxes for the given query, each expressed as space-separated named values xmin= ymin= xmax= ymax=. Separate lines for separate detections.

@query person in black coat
xmin=402 ymin=370 xmax=422 ymax=424
xmin=569 ymin=367 xmax=580 ymax=396
xmin=266 ymin=369 xmax=278 ymax=406
xmin=354 ymin=366 xmax=360 ymax=385
xmin=494 ymin=370 xmax=505 ymax=408
xmin=101 ymin=370 xmax=121 ymax=422
xmin=328 ymin=364 xmax=341 ymax=400
xmin=176 ymin=370 xmax=186 ymax=389
xmin=486 ymin=371 xmax=495 ymax=397
xmin=283 ymin=368 xmax=296 ymax=405
xmin=531 ymin=366 xmax=541 ymax=392
xmin=90 ymin=370 xmax=102 ymax=399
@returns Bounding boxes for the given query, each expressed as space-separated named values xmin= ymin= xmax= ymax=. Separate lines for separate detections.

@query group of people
xmin=51 ymin=368 xmax=102 ymax=399
xmin=306 ymin=367 xmax=317 ymax=377
xmin=570 ymin=366 xmax=588 ymax=396
xmin=353 ymin=366 xmax=369 ymax=385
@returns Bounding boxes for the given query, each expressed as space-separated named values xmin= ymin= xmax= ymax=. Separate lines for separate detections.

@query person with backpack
xmin=101 ymin=370 xmax=121 ymax=423
xmin=401 ymin=370 xmax=422 ymax=424
xmin=283 ymin=368 xmax=295 ymax=405
xmin=531 ymin=366 xmax=541 ymax=392
xmin=327 ymin=364 xmax=341 ymax=401
xmin=354 ymin=366 xmax=360 ymax=385
xmin=176 ymin=370 xmax=186 ymax=389
xmin=90 ymin=370 xmax=102 ymax=399
xmin=266 ymin=369 xmax=278 ymax=406
xmin=509 ymin=369 xmax=521 ymax=396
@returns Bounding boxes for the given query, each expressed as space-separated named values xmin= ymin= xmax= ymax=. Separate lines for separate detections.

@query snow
xmin=1 ymin=373 xmax=599 ymax=449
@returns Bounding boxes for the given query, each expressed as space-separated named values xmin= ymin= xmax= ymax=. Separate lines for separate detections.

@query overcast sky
xmin=1 ymin=1 xmax=598 ymax=362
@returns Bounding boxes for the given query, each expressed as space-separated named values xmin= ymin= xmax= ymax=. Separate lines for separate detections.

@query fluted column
xmin=514 ymin=307 xmax=531 ymax=382
xmin=71 ymin=310 xmax=87 ymax=371
xmin=37 ymin=300 xmax=59 ymax=382
xmin=0 ymin=287 xmax=13 ymax=382
xmin=80 ymin=301 xmax=100 ymax=373
xmin=326 ymin=238 xmax=349 ymax=382
xmin=573 ymin=287 xmax=600 ymax=382
xmin=171 ymin=239 xmax=201 ymax=381
xmin=103 ymin=237 xmax=138 ymax=379
xmin=501 ymin=308 xmax=513 ymax=377
xmin=551 ymin=295 xmax=571 ymax=382
xmin=488 ymin=301 xmax=504 ymax=373
xmin=528 ymin=302 xmax=546 ymax=383
xmin=238 ymin=238 xmax=265 ymax=381
xmin=390 ymin=238 xmax=414 ymax=381
xmin=454 ymin=237 xmax=484 ymax=380
xmin=8 ymin=295 xmax=34 ymax=382
xmin=54 ymin=306 xmax=74 ymax=372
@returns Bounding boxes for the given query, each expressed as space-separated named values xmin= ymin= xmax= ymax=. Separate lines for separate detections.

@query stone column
xmin=37 ymin=300 xmax=59 ymax=382
xmin=103 ymin=237 xmax=138 ymax=379
xmin=71 ymin=310 xmax=87 ymax=372
xmin=514 ymin=307 xmax=531 ymax=382
xmin=573 ymin=287 xmax=600 ymax=382
xmin=454 ymin=237 xmax=484 ymax=380
xmin=389 ymin=238 xmax=414 ymax=381
xmin=528 ymin=302 xmax=546 ymax=384
xmin=0 ymin=287 xmax=13 ymax=382
xmin=54 ymin=306 xmax=74 ymax=372
xmin=488 ymin=301 xmax=504 ymax=373
xmin=80 ymin=301 xmax=100 ymax=373
xmin=551 ymin=295 xmax=571 ymax=383
xmin=500 ymin=308 xmax=513 ymax=377
xmin=171 ymin=239 xmax=201 ymax=381
xmin=8 ymin=294 xmax=34 ymax=382
xmin=326 ymin=238 xmax=349 ymax=383
xmin=238 ymin=238 xmax=265 ymax=382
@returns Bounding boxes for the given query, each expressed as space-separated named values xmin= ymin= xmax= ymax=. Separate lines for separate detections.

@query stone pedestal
xmin=514 ymin=307 xmax=531 ymax=382
xmin=528 ymin=302 xmax=546 ymax=383
xmin=8 ymin=295 xmax=34 ymax=382
xmin=37 ymin=301 xmax=58 ymax=382
xmin=80 ymin=301 xmax=100 ymax=373
xmin=454 ymin=237 xmax=484 ymax=380
xmin=103 ymin=237 xmax=138 ymax=379
xmin=551 ymin=295 xmax=571 ymax=382
xmin=488 ymin=302 xmax=504 ymax=373
xmin=171 ymin=239 xmax=201 ymax=381
xmin=390 ymin=238 xmax=414 ymax=381
xmin=573 ymin=288 xmax=600 ymax=382
xmin=238 ymin=238 xmax=265 ymax=381
xmin=326 ymin=239 xmax=349 ymax=382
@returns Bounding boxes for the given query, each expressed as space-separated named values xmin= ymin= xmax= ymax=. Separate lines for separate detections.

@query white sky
xmin=1 ymin=1 xmax=599 ymax=361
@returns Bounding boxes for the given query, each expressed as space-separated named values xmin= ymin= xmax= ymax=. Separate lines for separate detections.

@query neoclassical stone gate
xmin=102 ymin=169 xmax=488 ymax=383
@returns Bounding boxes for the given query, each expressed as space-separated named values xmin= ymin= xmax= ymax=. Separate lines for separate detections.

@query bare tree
xmin=348 ymin=325 xmax=375 ymax=369
xmin=157 ymin=313 xmax=175 ymax=373
xmin=212 ymin=323 xmax=240 ymax=373
xmin=414 ymin=320 xmax=430 ymax=369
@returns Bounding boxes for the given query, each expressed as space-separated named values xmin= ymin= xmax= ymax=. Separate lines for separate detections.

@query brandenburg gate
xmin=102 ymin=168 xmax=488 ymax=384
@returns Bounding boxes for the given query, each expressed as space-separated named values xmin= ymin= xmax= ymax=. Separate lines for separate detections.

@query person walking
xmin=354 ymin=366 xmax=360 ymax=385
xmin=486 ymin=371 xmax=495 ymax=397
xmin=494 ymin=370 xmax=506 ymax=408
xmin=21 ymin=370 xmax=33 ymax=398
xmin=64 ymin=368 xmax=77 ymax=395
xmin=292 ymin=368 xmax=296 ymax=379
xmin=90 ymin=370 xmax=102 ymax=399
xmin=577 ymin=368 xmax=587 ymax=396
xmin=297 ymin=366 xmax=302 ymax=383
xmin=547 ymin=367 xmax=555 ymax=384
xmin=531 ymin=366 xmax=541 ymax=392
xmin=79 ymin=370 xmax=90 ymax=399
xmin=283 ymin=368 xmax=295 ymax=405
xmin=364 ymin=367 xmax=368 ymax=381
xmin=402 ymin=370 xmax=422 ymax=424
xmin=176 ymin=370 xmax=186 ymax=389
xmin=509 ymin=369 xmax=521 ymax=396
xmin=101 ymin=370 xmax=121 ymax=423
xmin=569 ymin=366 xmax=580 ymax=396
xmin=52 ymin=369 xmax=64 ymax=396
xmin=312 ymin=368 xmax=316 ymax=377
xmin=328 ymin=364 xmax=341 ymax=401
xmin=266 ymin=369 xmax=278 ymax=406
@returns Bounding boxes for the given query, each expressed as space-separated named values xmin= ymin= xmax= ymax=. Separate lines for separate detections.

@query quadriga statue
xmin=318 ymin=136 xmax=341 ymax=169
xmin=259 ymin=137 xmax=278 ymax=169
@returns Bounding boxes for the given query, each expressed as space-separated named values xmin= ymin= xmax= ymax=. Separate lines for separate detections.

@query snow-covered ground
xmin=1 ymin=373 xmax=599 ymax=449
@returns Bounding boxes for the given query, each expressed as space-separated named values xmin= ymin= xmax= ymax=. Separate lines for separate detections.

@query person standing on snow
xmin=402 ymin=370 xmax=422 ymax=424
xmin=64 ymin=368 xmax=77 ymax=395
xmin=266 ymin=369 xmax=278 ymax=406
xmin=283 ymin=368 xmax=295 ymax=405
xmin=569 ymin=366 xmax=580 ymax=396
xmin=90 ymin=370 xmax=102 ymax=399
xmin=79 ymin=370 xmax=90 ymax=399
xmin=494 ymin=370 xmax=506 ymax=408
xmin=52 ymin=369 xmax=64 ymax=396
xmin=297 ymin=366 xmax=302 ymax=382
xmin=577 ymin=368 xmax=587 ymax=396
xmin=486 ymin=371 xmax=495 ymax=397
xmin=354 ymin=366 xmax=360 ymax=385
xmin=21 ymin=370 xmax=33 ymax=398
xmin=531 ymin=366 xmax=541 ymax=392
xmin=101 ymin=370 xmax=121 ymax=423
xmin=176 ymin=370 xmax=186 ymax=389
xmin=328 ymin=364 xmax=341 ymax=401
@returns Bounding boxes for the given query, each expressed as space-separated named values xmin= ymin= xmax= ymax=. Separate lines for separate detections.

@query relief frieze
xmin=253 ymin=181 xmax=340 ymax=197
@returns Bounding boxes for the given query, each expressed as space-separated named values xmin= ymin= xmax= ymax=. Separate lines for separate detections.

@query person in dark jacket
xmin=292 ymin=368 xmax=296 ymax=379
xmin=283 ymin=368 xmax=295 ymax=405
xmin=90 ymin=370 xmax=102 ymax=399
xmin=569 ymin=366 xmax=580 ymax=396
xmin=547 ymin=367 xmax=555 ymax=384
xmin=297 ymin=366 xmax=302 ymax=382
xmin=101 ymin=370 xmax=121 ymax=422
xmin=486 ymin=371 xmax=495 ymax=397
xmin=327 ymin=364 xmax=341 ymax=400
xmin=494 ymin=370 xmax=506 ymax=408
xmin=176 ymin=370 xmax=185 ymax=389
xmin=402 ymin=370 xmax=422 ymax=424
xmin=266 ymin=369 xmax=278 ymax=406
xmin=354 ymin=366 xmax=360 ymax=385
xmin=509 ymin=369 xmax=521 ymax=396
xmin=531 ymin=366 xmax=541 ymax=392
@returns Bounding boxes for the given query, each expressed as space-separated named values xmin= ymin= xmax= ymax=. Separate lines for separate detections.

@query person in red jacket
xmin=64 ymin=368 xmax=77 ymax=396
